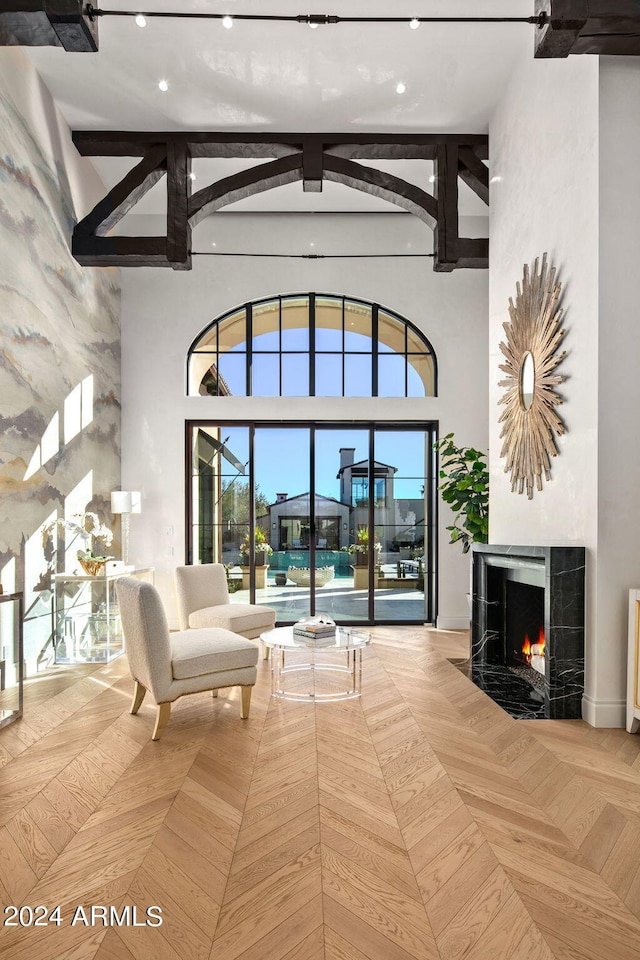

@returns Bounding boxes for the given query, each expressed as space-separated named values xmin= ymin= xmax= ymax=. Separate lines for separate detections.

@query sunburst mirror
xmin=498 ymin=253 xmax=568 ymax=499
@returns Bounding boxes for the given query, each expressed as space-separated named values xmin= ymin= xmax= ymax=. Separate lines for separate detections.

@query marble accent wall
xmin=0 ymin=80 xmax=121 ymax=670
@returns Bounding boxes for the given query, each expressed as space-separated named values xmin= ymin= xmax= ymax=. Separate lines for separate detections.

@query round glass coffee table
xmin=260 ymin=626 xmax=371 ymax=702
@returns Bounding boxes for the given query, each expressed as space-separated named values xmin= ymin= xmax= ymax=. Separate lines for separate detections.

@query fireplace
xmin=471 ymin=545 xmax=585 ymax=719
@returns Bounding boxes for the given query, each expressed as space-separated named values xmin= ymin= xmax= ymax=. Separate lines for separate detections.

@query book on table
xmin=292 ymin=630 xmax=337 ymax=646
xmin=293 ymin=616 xmax=335 ymax=633
xmin=293 ymin=622 xmax=335 ymax=634
xmin=293 ymin=617 xmax=337 ymax=643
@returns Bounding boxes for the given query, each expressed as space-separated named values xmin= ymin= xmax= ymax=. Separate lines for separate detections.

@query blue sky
xmin=218 ymin=426 xmax=426 ymax=505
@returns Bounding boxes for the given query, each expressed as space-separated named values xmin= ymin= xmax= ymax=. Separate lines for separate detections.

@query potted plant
xmin=341 ymin=528 xmax=382 ymax=566
xmin=239 ymin=527 xmax=274 ymax=567
xmin=42 ymin=512 xmax=114 ymax=575
xmin=224 ymin=563 xmax=243 ymax=594
xmin=434 ymin=433 xmax=488 ymax=554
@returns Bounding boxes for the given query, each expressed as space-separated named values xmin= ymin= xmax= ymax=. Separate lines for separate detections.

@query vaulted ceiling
xmin=25 ymin=1 xmax=534 ymax=133
xmin=13 ymin=0 xmax=638 ymax=268
xmin=18 ymin=1 xmax=534 ymax=220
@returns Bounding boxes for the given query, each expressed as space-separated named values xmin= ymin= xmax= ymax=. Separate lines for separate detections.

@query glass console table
xmin=0 ymin=592 xmax=23 ymax=729
xmin=52 ymin=568 xmax=153 ymax=664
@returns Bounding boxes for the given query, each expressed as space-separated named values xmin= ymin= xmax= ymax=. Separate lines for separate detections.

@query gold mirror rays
xmin=498 ymin=254 xmax=568 ymax=499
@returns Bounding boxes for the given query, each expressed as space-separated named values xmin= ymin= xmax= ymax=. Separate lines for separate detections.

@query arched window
xmin=187 ymin=294 xmax=437 ymax=398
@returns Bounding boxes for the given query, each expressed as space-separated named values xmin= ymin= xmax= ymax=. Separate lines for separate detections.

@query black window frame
xmin=186 ymin=420 xmax=438 ymax=626
xmin=187 ymin=293 xmax=437 ymax=399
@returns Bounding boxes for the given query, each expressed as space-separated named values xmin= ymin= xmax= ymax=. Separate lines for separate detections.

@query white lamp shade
xmin=112 ymin=490 xmax=141 ymax=520
xmin=111 ymin=491 xmax=132 ymax=514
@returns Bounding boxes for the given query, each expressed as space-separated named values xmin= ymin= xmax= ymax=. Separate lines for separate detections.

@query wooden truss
xmin=72 ymin=132 xmax=489 ymax=271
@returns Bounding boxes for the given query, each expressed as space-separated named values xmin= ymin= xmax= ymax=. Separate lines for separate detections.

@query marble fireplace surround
xmin=471 ymin=544 xmax=586 ymax=719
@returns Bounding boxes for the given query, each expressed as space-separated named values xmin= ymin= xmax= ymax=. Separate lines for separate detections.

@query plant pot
xmin=254 ymin=551 xmax=267 ymax=566
xmin=354 ymin=553 xmax=368 ymax=566
xmin=78 ymin=557 xmax=105 ymax=576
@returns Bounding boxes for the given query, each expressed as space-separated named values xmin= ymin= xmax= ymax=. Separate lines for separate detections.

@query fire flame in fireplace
xmin=522 ymin=626 xmax=546 ymax=663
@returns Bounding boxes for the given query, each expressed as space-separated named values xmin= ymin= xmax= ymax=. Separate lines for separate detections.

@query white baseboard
xmin=582 ymin=695 xmax=626 ymax=728
xmin=436 ymin=616 xmax=471 ymax=631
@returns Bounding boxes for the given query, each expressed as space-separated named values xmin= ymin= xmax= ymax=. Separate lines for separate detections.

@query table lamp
xmin=110 ymin=491 xmax=141 ymax=565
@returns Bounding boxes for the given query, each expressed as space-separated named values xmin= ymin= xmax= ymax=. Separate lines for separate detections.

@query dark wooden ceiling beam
xmin=0 ymin=1 xmax=98 ymax=51
xmin=71 ymin=236 xmax=170 ymax=268
xmin=71 ymin=131 xmax=489 ymax=271
xmin=75 ymin=145 xmax=167 ymax=237
xmin=303 ymin=140 xmax=324 ymax=193
xmin=323 ymin=137 xmax=489 ymax=161
xmin=188 ymin=154 xmax=303 ymax=227
xmin=433 ymin=145 xmax=459 ymax=272
xmin=433 ymin=146 xmax=489 ymax=271
xmin=456 ymin=238 xmax=490 ymax=270
xmin=72 ymin=131 xmax=489 ymax=161
xmin=534 ymin=0 xmax=586 ymax=57
xmin=323 ymin=155 xmax=438 ymax=229
xmin=457 ymin=147 xmax=489 ymax=206
xmin=534 ymin=0 xmax=640 ymax=57
xmin=167 ymin=141 xmax=192 ymax=269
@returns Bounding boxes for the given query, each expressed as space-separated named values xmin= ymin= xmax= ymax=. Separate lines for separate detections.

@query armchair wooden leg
xmin=152 ymin=702 xmax=171 ymax=741
xmin=130 ymin=681 xmax=147 ymax=715
xmin=240 ymin=685 xmax=252 ymax=719
xmin=262 ymin=642 xmax=270 ymax=661
xmin=212 ymin=690 xmax=219 ymax=698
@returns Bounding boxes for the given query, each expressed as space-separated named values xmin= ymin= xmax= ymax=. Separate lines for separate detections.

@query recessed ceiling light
xmin=409 ymin=18 xmax=420 ymax=30
xmin=211 ymin=242 xmax=217 ymax=247
xmin=189 ymin=172 xmax=196 ymax=181
xmin=429 ymin=174 xmax=436 ymax=183
xmin=135 ymin=13 xmax=147 ymax=28
xmin=222 ymin=15 xmax=233 ymax=29
xmin=158 ymin=79 xmax=169 ymax=92
xmin=395 ymin=82 xmax=406 ymax=95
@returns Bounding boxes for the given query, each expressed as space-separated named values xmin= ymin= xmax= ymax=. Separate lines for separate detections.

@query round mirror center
xmin=519 ymin=351 xmax=535 ymax=410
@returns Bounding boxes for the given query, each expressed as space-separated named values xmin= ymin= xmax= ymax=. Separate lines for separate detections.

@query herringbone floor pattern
xmin=2 ymin=627 xmax=640 ymax=959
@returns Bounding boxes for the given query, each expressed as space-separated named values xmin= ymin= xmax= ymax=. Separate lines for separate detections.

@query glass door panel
xmin=373 ymin=430 xmax=429 ymax=622
xmin=314 ymin=428 xmax=369 ymax=622
xmin=189 ymin=422 xmax=434 ymax=625
xmin=191 ymin=426 xmax=251 ymax=601
xmin=254 ymin=427 xmax=311 ymax=620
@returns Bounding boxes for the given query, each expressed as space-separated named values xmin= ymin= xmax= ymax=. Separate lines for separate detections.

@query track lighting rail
xmin=86 ymin=8 xmax=545 ymax=28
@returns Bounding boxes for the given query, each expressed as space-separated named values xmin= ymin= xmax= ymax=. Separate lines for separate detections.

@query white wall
xmin=596 ymin=59 xmax=640 ymax=725
xmin=489 ymin=56 xmax=600 ymax=546
xmin=490 ymin=53 xmax=640 ymax=725
xmin=490 ymin=56 xmax=600 ymax=717
xmin=120 ymin=213 xmax=488 ymax=626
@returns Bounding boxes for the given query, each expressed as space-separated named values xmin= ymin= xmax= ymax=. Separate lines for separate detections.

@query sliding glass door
xmin=188 ymin=422 xmax=435 ymax=625
xmin=373 ymin=428 xmax=431 ymax=622
xmin=253 ymin=427 xmax=311 ymax=622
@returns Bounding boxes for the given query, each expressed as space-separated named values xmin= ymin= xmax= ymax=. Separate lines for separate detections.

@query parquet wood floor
xmin=2 ymin=626 xmax=640 ymax=959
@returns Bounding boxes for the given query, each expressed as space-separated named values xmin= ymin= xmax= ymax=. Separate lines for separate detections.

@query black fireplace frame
xmin=472 ymin=544 xmax=585 ymax=719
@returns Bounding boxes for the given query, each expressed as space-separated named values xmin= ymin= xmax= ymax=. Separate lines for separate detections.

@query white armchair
xmin=116 ymin=577 xmax=259 ymax=741
xmin=175 ymin=563 xmax=276 ymax=658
